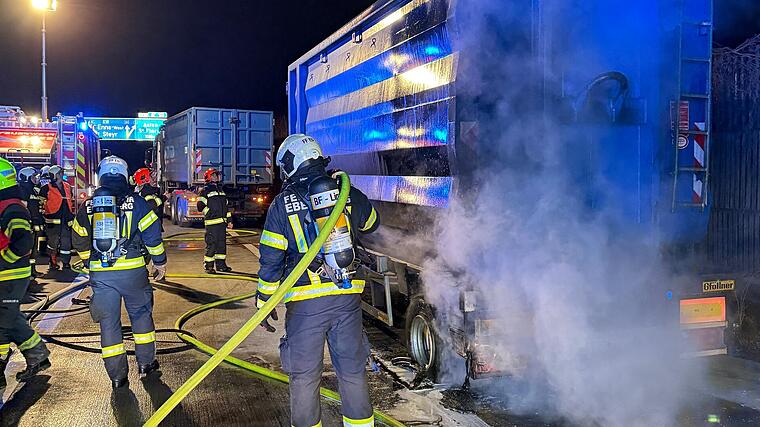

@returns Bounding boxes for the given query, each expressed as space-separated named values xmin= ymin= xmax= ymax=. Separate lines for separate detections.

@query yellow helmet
xmin=0 ymin=157 xmax=18 ymax=191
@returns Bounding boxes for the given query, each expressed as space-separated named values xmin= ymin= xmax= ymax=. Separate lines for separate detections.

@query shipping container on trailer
xmin=155 ymin=107 xmax=274 ymax=226
xmin=288 ymin=0 xmax=723 ymax=382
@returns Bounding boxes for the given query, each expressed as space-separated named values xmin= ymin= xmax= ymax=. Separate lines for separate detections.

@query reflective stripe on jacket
xmin=256 ymin=173 xmax=379 ymax=304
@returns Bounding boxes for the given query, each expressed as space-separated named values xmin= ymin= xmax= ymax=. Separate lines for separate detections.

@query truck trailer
xmin=154 ymin=107 xmax=275 ymax=226
xmin=288 ymin=0 xmax=724 ymax=381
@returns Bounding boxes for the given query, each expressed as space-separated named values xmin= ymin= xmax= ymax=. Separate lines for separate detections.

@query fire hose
xmin=145 ymin=172 xmax=405 ymax=426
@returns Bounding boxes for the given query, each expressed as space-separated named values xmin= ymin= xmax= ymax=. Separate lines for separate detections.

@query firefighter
xmin=72 ymin=156 xmax=167 ymax=389
xmin=196 ymin=168 xmax=232 ymax=273
xmin=17 ymin=167 xmax=43 ymax=278
xmin=257 ymin=134 xmax=380 ymax=427
xmin=0 ymin=158 xmax=51 ymax=389
xmin=134 ymin=168 xmax=163 ymax=232
xmin=39 ymin=165 xmax=74 ymax=270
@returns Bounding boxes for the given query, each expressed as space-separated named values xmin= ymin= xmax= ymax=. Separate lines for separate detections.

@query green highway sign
xmin=85 ymin=117 xmax=165 ymax=141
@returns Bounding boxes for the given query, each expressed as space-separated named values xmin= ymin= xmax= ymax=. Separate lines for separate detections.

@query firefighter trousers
xmin=204 ymin=223 xmax=227 ymax=267
xmin=46 ymin=223 xmax=72 ymax=263
xmin=280 ymin=294 xmax=373 ymax=427
xmin=0 ymin=277 xmax=49 ymax=364
xmin=90 ymin=267 xmax=156 ymax=381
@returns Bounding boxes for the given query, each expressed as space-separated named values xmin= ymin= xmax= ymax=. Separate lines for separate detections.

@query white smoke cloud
xmin=419 ymin=0 xmax=707 ymax=425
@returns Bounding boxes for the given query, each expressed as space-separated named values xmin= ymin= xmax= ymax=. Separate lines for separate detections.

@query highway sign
xmin=85 ymin=117 xmax=164 ymax=141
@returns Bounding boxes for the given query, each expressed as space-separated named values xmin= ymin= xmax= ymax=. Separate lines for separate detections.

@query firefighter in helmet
xmin=72 ymin=156 xmax=167 ymax=388
xmin=17 ymin=167 xmax=44 ymax=278
xmin=257 ymin=134 xmax=380 ymax=427
xmin=197 ymin=168 xmax=232 ymax=273
xmin=39 ymin=165 xmax=74 ymax=270
xmin=0 ymin=158 xmax=51 ymax=389
xmin=134 ymin=168 xmax=163 ymax=232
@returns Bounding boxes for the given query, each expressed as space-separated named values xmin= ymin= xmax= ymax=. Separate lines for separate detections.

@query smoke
xmin=420 ymin=0 xmax=706 ymax=425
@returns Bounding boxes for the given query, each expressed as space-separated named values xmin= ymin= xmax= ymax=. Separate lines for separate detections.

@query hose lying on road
xmin=146 ymin=172 xmax=405 ymax=427
xmin=162 ymin=229 xmax=259 ymax=242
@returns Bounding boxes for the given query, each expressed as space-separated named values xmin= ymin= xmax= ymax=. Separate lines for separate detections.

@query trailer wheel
xmin=405 ymin=296 xmax=443 ymax=381
xmin=171 ymin=199 xmax=178 ymax=225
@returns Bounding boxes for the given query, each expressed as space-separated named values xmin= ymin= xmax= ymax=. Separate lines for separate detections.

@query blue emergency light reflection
xmin=433 ymin=129 xmax=448 ymax=141
xmin=79 ymin=121 xmax=88 ymax=131
xmin=424 ymin=45 xmax=443 ymax=56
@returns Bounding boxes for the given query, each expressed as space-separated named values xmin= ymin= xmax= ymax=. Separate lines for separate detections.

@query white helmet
xmin=98 ymin=156 xmax=129 ymax=180
xmin=18 ymin=167 xmax=38 ymax=183
xmin=276 ymin=134 xmax=324 ymax=179
xmin=48 ymin=165 xmax=63 ymax=178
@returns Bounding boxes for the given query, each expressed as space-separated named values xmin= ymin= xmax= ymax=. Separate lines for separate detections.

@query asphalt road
xmin=2 ymin=223 xmax=760 ymax=426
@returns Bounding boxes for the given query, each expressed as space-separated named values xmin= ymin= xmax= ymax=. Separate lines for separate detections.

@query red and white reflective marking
xmin=692 ymin=122 xmax=706 ymax=203
xmin=264 ymin=150 xmax=272 ymax=178
xmin=195 ymin=149 xmax=202 ymax=175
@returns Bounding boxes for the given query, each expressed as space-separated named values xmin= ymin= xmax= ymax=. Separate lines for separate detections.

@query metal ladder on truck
xmin=670 ymin=0 xmax=714 ymax=212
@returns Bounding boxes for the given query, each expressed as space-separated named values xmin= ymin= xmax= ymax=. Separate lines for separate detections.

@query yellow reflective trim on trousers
xmin=214 ymin=254 xmax=226 ymax=260
xmin=360 ymin=208 xmax=377 ymax=231
xmin=205 ymin=217 xmax=225 ymax=226
xmin=101 ymin=343 xmax=126 ymax=358
xmin=0 ymin=248 xmax=20 ymax=263
xmin=134 ymin=331 xmax=156 ymax=344
xmin=0 ymin=343 xmax=10 ymax=356
xmin=257 ymin=278 xmax=280 ymax=295
xmin=78 ymin=250 xmax=91 ymax=260
xmin=89 ymin=257 xmax=146 ymax=271
xmin=7 ymin=218 xmax=31 ymax=233
xmin=138 ymin=211 xmax=159 ymax=232
xmin=72 ymin=218 xmax=88 ymax=237
xmin=288 ymin=214 xmax=308 ymax=253
xmin=0 ymin=266 xmax=32 ymax=281
xmin=18 ymin=332 xmax=42 ymax=351
xmin=260 ymin=230 xmax=287 ymax=250
xmin=343 ymin=415 xmax=374 ymax=426
xmin=204 ymin=256 xmax=215 ymax=262
xmin=146 ymin=242 xmax=165 ymax=256
xmin=284 ymin=280 xmax=366 ymax=303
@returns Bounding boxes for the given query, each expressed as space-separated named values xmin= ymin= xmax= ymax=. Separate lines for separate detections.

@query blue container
xmin=288 ymin=0 xmax=714 ymax=248
xmin=162 ymin=107 xmax=274 ymax=186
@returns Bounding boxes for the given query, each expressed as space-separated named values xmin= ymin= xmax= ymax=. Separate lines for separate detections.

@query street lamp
xmin=32 ymin=0 xmax=57 ymax=121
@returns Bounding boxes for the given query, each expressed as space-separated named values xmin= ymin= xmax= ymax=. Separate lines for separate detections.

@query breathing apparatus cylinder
xmin=91 ymin=187 xmax=120 ymax=267
xmin=308 ymin=174 xmax=354 ymax=289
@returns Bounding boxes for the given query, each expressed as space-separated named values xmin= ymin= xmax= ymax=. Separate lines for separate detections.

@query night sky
xmin=0 ymin=0 xmax=759 ymax=122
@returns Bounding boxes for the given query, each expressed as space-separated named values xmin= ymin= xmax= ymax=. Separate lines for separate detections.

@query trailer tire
xmin=171 ymin=200 xmax=178 ymax=225
xmin=404 ymin=295 xmax=443 ymax=381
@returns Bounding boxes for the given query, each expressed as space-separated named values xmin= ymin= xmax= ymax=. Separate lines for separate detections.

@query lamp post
xmin=32 ymin=0 xmax=57 ymax=121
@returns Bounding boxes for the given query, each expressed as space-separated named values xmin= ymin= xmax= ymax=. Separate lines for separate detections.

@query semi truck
xmin=154 ymin=107 xmax=275 ymax=226
xmin=288 ymin=0 xmax=726 ymax=381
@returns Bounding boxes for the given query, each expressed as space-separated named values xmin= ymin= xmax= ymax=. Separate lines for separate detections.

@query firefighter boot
xmin=16 ymin=341 xmax=51 ymax=382
xmin=204 ymin=262 xmax=216 ymax=274
xmin=139 ymin=360 xmax=160 ymax=378
xmin=0 ymin=351 xmax=10 ymax=389
xmin=215 ymin=261 xmax=232 ymax=273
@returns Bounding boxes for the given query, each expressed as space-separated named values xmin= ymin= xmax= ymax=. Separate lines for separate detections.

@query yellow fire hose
xmin=145 ymin=173 xmax=405 ymax=426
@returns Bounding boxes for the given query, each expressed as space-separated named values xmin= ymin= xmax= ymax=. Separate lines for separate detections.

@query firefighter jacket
xmin=72 ymin=192 xmax=166 ymax=272
xmin=196 ymin=183 xmax=231 ymax=226
xmin=19 ymin=181 xmax=44 ymax=231
xmin=0 ymin=187 xmax=34 ymax=282
xmin=256 ymin=172 xmax=379 ymax=307
xmin=138 ymin=184 xmax=163 ymax=220
xmin=39 ymin=181 xmax=74 ymax=224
